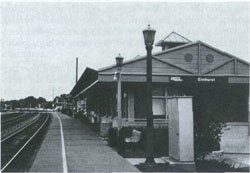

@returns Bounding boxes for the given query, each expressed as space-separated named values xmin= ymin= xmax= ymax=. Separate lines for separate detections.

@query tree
xmin=193 ymin=85 xmax=226 ymax=161
xmin=3 ymin=96 xmax=48 ymax=109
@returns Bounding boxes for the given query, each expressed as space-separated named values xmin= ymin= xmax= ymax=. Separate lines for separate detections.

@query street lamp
xmin=116 ymin=54 xmax=124 ymax=134
xmin=143 ymin=24 xmax=156 ymax=164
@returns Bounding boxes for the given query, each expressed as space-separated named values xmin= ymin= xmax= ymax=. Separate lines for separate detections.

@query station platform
xmin=30 ymin=112 xmax=139 ymax=172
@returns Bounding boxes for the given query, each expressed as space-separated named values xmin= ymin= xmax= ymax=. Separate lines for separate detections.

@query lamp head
xmin=143 ymin=24 xmax=156 ymax=47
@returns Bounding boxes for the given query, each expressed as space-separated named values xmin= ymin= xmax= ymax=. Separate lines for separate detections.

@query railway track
xmin=1 ymin=112 xmax=26 ymax=121
xmin=1 ymin=113 xmax=51 ymax=172
xmin=1 ymin=112 xmax=39 ymax=139
xmin=1 ymin=114 xmax=40 ymax=142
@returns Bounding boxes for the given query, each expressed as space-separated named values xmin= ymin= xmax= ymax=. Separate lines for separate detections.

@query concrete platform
xmin=161 ymin=157 xmax=196 ymax=172
xmin=30 ymin=112 xmax=139 ymax=172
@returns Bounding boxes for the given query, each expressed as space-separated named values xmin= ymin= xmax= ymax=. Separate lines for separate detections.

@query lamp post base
xmin=145 ymin=156 xmax=155 ymax=165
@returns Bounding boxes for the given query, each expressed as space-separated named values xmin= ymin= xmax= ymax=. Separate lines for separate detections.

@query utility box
xmin=167 ymin=96 xmax=194 ymax=162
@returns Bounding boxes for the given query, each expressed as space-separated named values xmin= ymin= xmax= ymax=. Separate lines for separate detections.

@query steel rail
xmin=1 ymin=114 xmax=50 ymax=172
xmin=2 ymin=113 xmax=28 ymax=122
xmin=1 ymin=114 xmax=41 ymax=143
xmin=2 ymin=114 xmax=25 ymax=125
xmin=1 ymin=113 xmax=34 ymax=129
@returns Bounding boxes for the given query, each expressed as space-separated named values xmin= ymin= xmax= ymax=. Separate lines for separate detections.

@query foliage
xmin=3 ymin=96 xmax=48 ymax=109
xmin=43 ymin=101 xmax=53 ymax=109
xmin=134 ymin=127 xmax=169 ymax=157
xmin=107 ymin=127 xmax=133 ymax=151
xmin=196 ymin=159 xmax=249 ymax=172
xmin=136 ymin=160 xmax=249 ymax=172
xmin=118 ymin=127 xmax=133 ymax=152
xmin=107 ymin=126 xmax=169 ymax=157
xmin=194 ymin=97 xmax=226 ymax=161
xmin=108 ymin=127 xmax=118 ymax=147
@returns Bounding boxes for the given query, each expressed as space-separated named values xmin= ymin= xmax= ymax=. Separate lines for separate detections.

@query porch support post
xmin=128 ymin=89 xmax=135 ymax=122
xmin=117 ymin=70 xmax=122 ymax=132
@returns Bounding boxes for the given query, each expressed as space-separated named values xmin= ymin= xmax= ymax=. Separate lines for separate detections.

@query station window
xmin=153 ymin=98 xmax=165 ymax=115
xmin=152 ymin=86 xmax=166 ymax=118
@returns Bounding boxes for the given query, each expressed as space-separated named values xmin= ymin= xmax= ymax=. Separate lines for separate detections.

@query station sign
xmin=197 ymin=77 xmax=216 ymax=82
xmin=170 ymin=77 xmax=183 ymax=82
xmin=169 ymin=76 xmax=226 ymax=83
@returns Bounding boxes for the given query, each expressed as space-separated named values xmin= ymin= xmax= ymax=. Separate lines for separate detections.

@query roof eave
xmin=155 ymin=40 xmax=164 ymax=46
xmin=199 ymin=41 xmax=250 ymax=66
xmin=69 ymin=67 xmax=98 ymax=96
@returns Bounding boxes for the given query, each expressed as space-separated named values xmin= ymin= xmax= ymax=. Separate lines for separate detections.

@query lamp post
xmin=143 ymin=24 xmax=156 ymax=164
xmin=116 ymin=54 xmax=124 ymax=133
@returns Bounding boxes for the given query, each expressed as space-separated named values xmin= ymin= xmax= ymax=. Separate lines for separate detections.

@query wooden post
xmin=117 ymin=69 xmax=122 ymax=133
xmin=128 ymin=89 xmax=135 ymax=122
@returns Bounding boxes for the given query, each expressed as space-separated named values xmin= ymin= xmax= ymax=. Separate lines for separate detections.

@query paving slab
xmin=60 ymin=114 xmax=139 ymax=172
xmin=30 ymin=112 xmax=139 ymax=172
xmin=30 ymin=113 xmax=62 ymax=172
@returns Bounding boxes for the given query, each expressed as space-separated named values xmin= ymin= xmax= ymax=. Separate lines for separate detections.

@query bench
xmin=125 ymin=129 xmax=141 ymax=151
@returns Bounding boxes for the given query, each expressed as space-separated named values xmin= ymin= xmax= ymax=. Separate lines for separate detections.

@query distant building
xmin=0 ymin=99 xmax=4 ymax=111
xmin=0 ymin=99 xmax=11 ymax=111
xmin=53 ymin=94 xmax=72 ymax=111
xmin=70 ymin=32 xmax=249 ymax=154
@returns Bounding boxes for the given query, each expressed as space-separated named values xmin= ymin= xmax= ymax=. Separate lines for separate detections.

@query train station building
xmin=69 ymin=32 xmax=249 ymax=154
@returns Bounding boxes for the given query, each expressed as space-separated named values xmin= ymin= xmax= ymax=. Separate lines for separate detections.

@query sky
xmin=1 ymin=2 xmax=249 ymax=101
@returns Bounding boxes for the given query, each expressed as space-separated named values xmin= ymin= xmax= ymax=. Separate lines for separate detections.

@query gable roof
xmin=70 ymin=67 xmax=98 ymax=97
xmin=98 ymin=40 xmax=249 ymax=75
xmin=155 ymin=31 xmax=192 ymax=46
xmin=98 ymin=41 xmax=198 ymax=72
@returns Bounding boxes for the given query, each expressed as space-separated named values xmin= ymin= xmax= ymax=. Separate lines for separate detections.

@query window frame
xmin=152 ymin=96 xmax=166 ymax=118
xmin=152 ymin=86 xmax=167 ymax=119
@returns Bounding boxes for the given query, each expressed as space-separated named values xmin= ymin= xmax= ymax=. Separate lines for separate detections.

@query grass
xmin=135 ymin=159 xmax=249 ymax=172
xmin=195 ymin=159 xmax=249 ymax=172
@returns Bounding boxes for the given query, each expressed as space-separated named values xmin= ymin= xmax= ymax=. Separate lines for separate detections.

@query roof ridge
xmin=172 ymin=32 xmax=192 ymax=42
xmin=155 ymin=31 xmax=191 ymax=46
xmin=162 ymin=31 xmax=175 ymax=42
xmin=162 ymin=31 xmax=191 ymax=42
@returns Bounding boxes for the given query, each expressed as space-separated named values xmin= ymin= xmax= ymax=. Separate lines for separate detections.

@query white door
xmin=168 ymin=98 xmax=180 ymax=160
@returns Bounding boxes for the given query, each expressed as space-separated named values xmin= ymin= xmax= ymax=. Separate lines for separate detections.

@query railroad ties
xmin=1 ymin=112 xmax=51 ymax=172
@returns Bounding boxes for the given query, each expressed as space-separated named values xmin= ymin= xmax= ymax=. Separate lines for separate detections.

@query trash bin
xmin=100 ymin=122 xmax=112 ymax=137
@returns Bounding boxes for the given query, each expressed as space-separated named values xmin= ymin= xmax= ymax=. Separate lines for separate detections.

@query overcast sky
xmin=1 ymin=2 xmax=249 ymax=101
